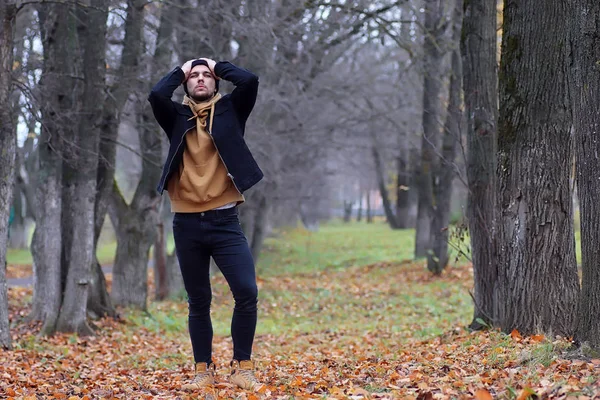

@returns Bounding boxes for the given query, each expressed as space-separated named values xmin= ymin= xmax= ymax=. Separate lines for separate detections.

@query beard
xmin=190 ymin=92 xmax=214 ymax=102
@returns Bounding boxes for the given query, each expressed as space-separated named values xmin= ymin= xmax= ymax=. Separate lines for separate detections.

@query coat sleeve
xmin=148 ymin=67 xmax=186 ymax=139
xmin=214 ymin=61 xmax=259 ymax=125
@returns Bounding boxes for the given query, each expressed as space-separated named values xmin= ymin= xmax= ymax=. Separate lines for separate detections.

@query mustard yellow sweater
xmin=167 ymin=94 xmax=244 ymax=212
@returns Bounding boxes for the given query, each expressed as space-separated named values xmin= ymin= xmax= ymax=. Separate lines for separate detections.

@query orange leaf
xmin=531 ymin=334 xmax=545 ymax=343
xmin=474 ymin=389 xmax=494 ymax=400
xmin=516 ymin=387 xmax=536 ymax=400
xmin=510 ymin=329 xmax=522 ymax=340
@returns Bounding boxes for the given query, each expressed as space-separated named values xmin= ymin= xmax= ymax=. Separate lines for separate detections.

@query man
xmin=148 ymin=58 xmax=264 ymax=392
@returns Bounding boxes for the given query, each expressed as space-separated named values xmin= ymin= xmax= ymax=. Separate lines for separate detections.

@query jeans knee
xmin=233 ymin=284 xmax=258 ymax=310
xmin=187 ymin=289 xmax=212 ymax=317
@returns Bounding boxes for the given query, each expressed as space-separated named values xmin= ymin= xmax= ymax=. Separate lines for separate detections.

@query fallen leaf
xmin=474 ymin=388 xmax=494 ymax=400
xmin=510 ymin=329 xmax=522 ymax=340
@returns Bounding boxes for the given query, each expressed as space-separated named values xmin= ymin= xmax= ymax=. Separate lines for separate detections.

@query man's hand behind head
xmin=181 ymin=59 xmax=196 ymax=80
xmin=198 ymin=58 xmax=219 ymax=79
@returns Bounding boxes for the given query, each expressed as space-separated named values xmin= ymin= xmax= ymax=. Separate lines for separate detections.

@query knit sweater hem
xmin=170 ymin=190 xmax=244 ymax=213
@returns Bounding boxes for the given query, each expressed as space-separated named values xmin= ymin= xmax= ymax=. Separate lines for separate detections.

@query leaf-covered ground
xmin=2 ymin=222 xmax=599 ymax=399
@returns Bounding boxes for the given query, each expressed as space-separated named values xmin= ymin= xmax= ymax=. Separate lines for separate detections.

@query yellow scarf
xmin=183 ymin=93 xmax=222 ymax=133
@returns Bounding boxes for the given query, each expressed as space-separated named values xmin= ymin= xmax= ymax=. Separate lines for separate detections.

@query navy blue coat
xmin=148 ymin=61 xmax=263 ymax=195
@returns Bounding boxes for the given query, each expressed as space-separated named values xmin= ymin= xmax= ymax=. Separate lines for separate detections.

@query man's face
xmin=186 ymin=64 xmax=216 ymax=101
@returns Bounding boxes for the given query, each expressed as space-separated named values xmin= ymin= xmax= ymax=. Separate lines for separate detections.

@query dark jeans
xmin=172 ymin=207 xmax=258 ymax=364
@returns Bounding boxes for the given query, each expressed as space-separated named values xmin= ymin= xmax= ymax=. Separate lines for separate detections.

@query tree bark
xmin=250 ymin=193 xmax=269 ymax=262
xmin=56 ymin=1 xmax=108 ymax=335
xmin=570 ymin=0 xmax=600 ymax=350
xmin=496 ymin=0 xmax=579 ymax=336
xmin=356 ymin=191 xmax=363 ymax=222
xmin=395 ymin=152 xmax=411 ymax=228
xmin=154 ymin=218 xmax=168 ymax=301
xmin=428 ymin=1 xmax=463 ymax=274
xmin=372 ymin=146 xmax=399 ymax=229
xmin=150 ymin=3 xmax=177 ymax=301
xmin=166 ymin=251 xmax=184 ymax=298
xmin=366 ymin=190 xmax=372 ymax=223
xmin=109 ymin=181 xmax=158 ymax=310
xmin=415 ymin=0 xmax=448 ymax=258
xmin=29 ymin=4 xmax=71 ymax=334
xmin=0 ymin=1 xmax=17 ymax=350
xmin=89 ymin=0 xmax=145 ymax=317
xmin=462 ymin=0 xmax=499 ymax=329
xmin=343 ymin=200 xmax=353 ymax=223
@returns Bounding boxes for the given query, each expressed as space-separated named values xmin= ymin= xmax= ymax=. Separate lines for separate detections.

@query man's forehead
xmin=190 ymin=64 xmax=211 ymax=74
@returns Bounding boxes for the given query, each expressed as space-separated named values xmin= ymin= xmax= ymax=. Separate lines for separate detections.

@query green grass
xmin=128 ymin=220 xmax=473 ymax=346
xmin=7 ymin=242 xmax=117 ymax=266
xmin=256 ymin=220 xmax=418 ymax=277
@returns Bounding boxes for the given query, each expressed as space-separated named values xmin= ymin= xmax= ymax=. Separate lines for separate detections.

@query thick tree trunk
xmin=110 ymin=182 xmax=158 ymax=309
xmin=29 ymin=4 xmax=72 ymax=334
xmin=356 ymin=193 xmax=363 ymax=222
xmin=415 ymin=0 xmax=447 ymax=258
xmin=0 ymin=1 xmax=17 ymax=350
xmin=89 ymin=0 xmax=145 ymax=317
xmin=428 ymin=3 xmax=463 ymax=275
xmin=166 ymin=252 xmax=184 ymax=298
xmin=110 ymin=55 xmax=163 ymax=309
xmin=496 ymin=0 xmax=579 ymax=336
xmin=462 ymin=0 xmax=499 ymax=329
xmin=372 ymin=146 xmax=398 ymax=229
xmin=570 ymin=0 xmax=600 ymax=350
xmin=56 ymin=2 xmax=108 ymax=335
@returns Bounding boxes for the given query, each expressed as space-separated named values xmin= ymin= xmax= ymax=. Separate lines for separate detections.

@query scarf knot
xmin=183 ymin=93 xmax=222 ymax=133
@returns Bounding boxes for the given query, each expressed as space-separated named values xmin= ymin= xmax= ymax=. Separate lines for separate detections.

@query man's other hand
xmin=199 ymin=58 xmax=219 ymax=79
xmin=181 ymin=59 xmax=196 ymax=80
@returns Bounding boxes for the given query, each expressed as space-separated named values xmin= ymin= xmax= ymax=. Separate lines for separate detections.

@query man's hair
xmin=183 ymin=59 xmax=219 ymax=96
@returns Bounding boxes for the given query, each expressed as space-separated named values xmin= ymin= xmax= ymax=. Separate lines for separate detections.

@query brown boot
xmin=229 ymin=360 xmax=265 ymax=391
xmin=181 ymin=362 xmax=216 ymax=390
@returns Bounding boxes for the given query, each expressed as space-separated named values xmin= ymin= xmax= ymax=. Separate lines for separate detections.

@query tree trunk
xmin=29 ymin=4 xmax=72 ymax=334
xmin=356 ymin=192 xmax=363 ymax=222
xmin=151 ymin=3 xmax=178 ymax=302
xmin=407 ymin=148 xmax=420 ymax=228
xmin=239 ymin=200 xmax=256 ymax=245
xmin=250 ymin=193 xmax=269 ymax=261
xmin=166 ymin=251 xmax=184 ymax=298
xmin=343 ymin=201 xmax=353 ymax=223
xmin=56 ymin=2 xmax=108 ymax=335
xmin=87 ymin=259 xmax=116 ymax=319
xmin=89 ymin=0 xmax=145 ymax=317
xmin=110 ymin=181 xmax=158 ymax=309
xmin=570 ymin=0 xmax=600 ymax=350
xmin=8 ymin=186 xmax=27 ymax=249
xmin=395 ymin=152 xmax=411 ymax=228
xmin=415 ymin=0 xmax=447 ymax=258
xmin=372 ymin=146 xmax=398 ymax=229
xmin=366 ymin=190 xmax=372 ymax=223
xmin=0 ymin=1 xmax=17 ymax=350
xmin=154 ymin=218 xmax=168 ymax=301
xmin=496 ymin=0 xmax=579 ymax=336
xmin=428 ymin=2 xmax=463 ymax=275
xmin=462 ymin=0 xmax=499 ymax=330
